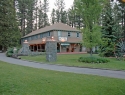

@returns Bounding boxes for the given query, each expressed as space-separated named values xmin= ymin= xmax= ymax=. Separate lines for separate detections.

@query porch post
xmin=60 ymin=43 xmax=61 ymax=53
xmin=40 ymin=44 xmax=42 ymax=52
xmin=33 ymin=45 xmax=34 ymax=51
xmin=37 ymin=44 xmax=38 ymax=51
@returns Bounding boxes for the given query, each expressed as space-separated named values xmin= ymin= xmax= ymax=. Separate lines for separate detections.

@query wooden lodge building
xmin=21 ymin=23 xmax=84 ymax=53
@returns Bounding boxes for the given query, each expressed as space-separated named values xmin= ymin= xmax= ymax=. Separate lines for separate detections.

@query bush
xmin=78 ymin=57 xmax=109 ymax=63
xmin=6 ymin=47 xmax=14 ymax=57
xmin=6 ymin=47 xmax=20 ymax=57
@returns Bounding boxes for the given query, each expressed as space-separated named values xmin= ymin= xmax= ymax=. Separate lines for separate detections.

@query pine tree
xmin=16 ymin=0 xmax=27 ymax=36
xmin=26 ymin=0 xmax=36 ymax=34
xmin=16 ymin=0 xmax=37 ymax=36
xmin=118 ymin=2 xmax=125 ymax=40
xmin=55 ymin=10 xmax=60 ymax=23
xmin=61 ymin=11 xmax=67 ymax=24
xmin=33 ymin=0 xmax=38 ymax=30
xmin=100 ymin=2 xmax=122 ymax=57
xmin=43 ymin=0 xmax=50 ymax=27
xmin=67 ymin=6 xmax=75 ymax=27
xmin=0 ymin=0 xmax=20 ymax=51
xmin=55 ymin=0 xmax=65 ymax=23
xmin=38 ymin=1 xmax=44 ymax=29
xmin=51 ymin=9 xmax=56 ymax=24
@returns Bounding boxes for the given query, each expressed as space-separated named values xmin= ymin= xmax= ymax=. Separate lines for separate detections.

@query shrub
xmin=6 ymin=47 xmax=14 ymax=57
xmin=78 ymin=57 xmax=109 ymax=63
xmin=6 ymin=47 xmax=20 ymax=57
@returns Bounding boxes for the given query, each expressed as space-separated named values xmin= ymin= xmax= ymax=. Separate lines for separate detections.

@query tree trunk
xmin=90 ymin=48 xmax=93 ymax=57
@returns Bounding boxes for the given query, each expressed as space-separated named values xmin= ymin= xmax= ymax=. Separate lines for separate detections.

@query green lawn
xmin=0 ymin=61 xmax=125 ymax=95
xmin=21 ymin=54 xmax=125 ymax=70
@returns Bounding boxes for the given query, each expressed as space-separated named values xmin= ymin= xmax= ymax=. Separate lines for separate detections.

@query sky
xmin=40 ymin=0 xmax=74 ymax=18
xmin=48 ymin=0 xmax=74 ymax=10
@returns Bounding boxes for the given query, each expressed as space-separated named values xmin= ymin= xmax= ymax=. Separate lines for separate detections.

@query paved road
xmin=0 ymin=53 xmax=125 ymax=79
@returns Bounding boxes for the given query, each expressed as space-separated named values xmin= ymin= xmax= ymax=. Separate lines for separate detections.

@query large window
xmin=58 ymin=31 xmax=61 ymax=37
xmin=68 ymin=32 xmax=70 ymax=37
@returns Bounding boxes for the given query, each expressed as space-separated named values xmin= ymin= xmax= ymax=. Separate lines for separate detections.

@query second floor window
xmin=77 ymin=33 xmax=79 ymax=37
xmin=68 ymin=32 xmax=70 ymax=37
xmin=35 ymin=35 xmax=38 ymax=39
xmin=31 ymin=36 xmax=34 ymax=40
xmin=28 ymin=37 xmax=31 ymax=41
xmin=48 ymin=32 xmax=50 ymax=36
xmin=58 ymin=31 xmax=61 ymax=37
xmin=40 ymin=34 xmax=43 ymax=38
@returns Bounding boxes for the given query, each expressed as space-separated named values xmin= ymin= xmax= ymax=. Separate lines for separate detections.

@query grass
xmin=0 ymin=61 xmax=125 ymax=95
xmin=21 ymin=54 xmax=125 ymax=70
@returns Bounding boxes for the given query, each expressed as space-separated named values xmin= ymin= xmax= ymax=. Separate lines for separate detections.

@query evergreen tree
xmin=118 ymin=2 xmax=125 ymax=40
xmin=43 ymin=0 xmax=50 ymax=27
xmin=26 ymin=0 xmax=36 ymax=34
xmin=0 ymin=0 xmax=20 ymax=51
xmin=100 ymin=2 xmax=122 ymax=57
xmin=55 ymin=0 xmax=65 ymax=23
xmin=55 ymin=10 xmax=60 ymax=23
xmin=16 ymin=0 xmax=27 ymax=36
xmin=16 ymin=0 xmax=37 ymax=36
xmin=51 ymin=9 xmax=56 ymax=24
xmin=33 ymin=0 xmax=38 ymax=30
xmin=75 ymin=14 xmax=83 ymax=29
xmin=61 ymin=11 xmax=67 ymax=24
xmin=38 ymin=1 xmax=44 ymax=29
xmin=67 ymin=2 xmax=83 ymax=29
xmin=67 ymin=6 xmax=76 ymax=27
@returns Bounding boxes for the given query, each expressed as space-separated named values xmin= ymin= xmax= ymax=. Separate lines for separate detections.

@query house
xmin=21 ymin=23 xmax=84 ymax=53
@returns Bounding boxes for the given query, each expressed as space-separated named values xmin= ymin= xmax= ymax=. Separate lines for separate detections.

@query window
xmin=68 ymin=32 xmax=70 ymax=37
xmin=36 ymin=35 xmax=38 ymax=39
xmin=48 ymin=32 xmax=50 ymax=36
xmin=28 ymin=37 xmax=31 ymax=41
xmin=25 ymin=38 xmax=27 ymax=41
xmin=40 ymin=34 xmax=42 ymax=38
xmin=23 ymin=38 xmax=25 ymax=42
xmin=33 ymin=35 xmax=38 ymax=40
xmin=31 ymin=36 xmax=34 ymax=40
xmin=77 ymin=32 xmax=79 ymax=37
xmin=58 ymin=31 xmax=61 ymax=37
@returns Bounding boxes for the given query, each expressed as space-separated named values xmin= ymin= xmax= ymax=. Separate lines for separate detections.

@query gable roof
xmin=23 ymin=23 xmax=80 ymax=38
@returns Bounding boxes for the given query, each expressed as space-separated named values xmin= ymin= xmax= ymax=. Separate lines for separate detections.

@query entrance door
xmin=57 ymin=43 xmax=60 ymax=53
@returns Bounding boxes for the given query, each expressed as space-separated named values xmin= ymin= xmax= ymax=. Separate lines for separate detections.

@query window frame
xmin=68 ymin=32 xmax=71 ymax=37
xmin=48 ymin=31 xmax=51 ymax=36
xmin=77 ymin=32 xmax=79 ymax=37
xmin=58 ymin=31 xmax=61 ymax=37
